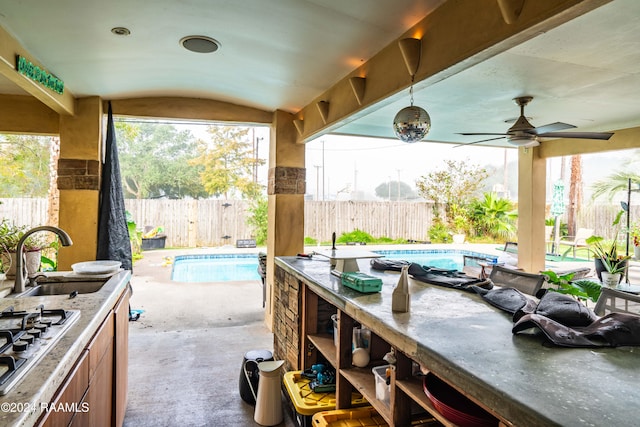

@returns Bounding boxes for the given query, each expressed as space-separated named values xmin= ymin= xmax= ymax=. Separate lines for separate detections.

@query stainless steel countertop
xmin=0 ymin=270 xmax=131 ymax=427
xmin=276 ymin=255 xmax=640 ymax=427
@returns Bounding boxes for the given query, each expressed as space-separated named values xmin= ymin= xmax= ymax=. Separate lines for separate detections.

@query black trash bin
xmin=239 ymin=349 xmax=274 ymax=405
xmin=141 ymin=235 xmax=166 ymax=250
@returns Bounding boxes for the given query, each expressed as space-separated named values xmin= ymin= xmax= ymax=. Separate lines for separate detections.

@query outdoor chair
xmin=503 ymin=241 xmax=518 ymax=254
xmin=545 ymin=225 xmax=554 ymax=252
xmin=489 ymin=265 xmax=545 ymax=296
xmin=559 ymin=228 xmax=593 ymax=258
xmin=594 ymin=287 xmax=640 ymax=316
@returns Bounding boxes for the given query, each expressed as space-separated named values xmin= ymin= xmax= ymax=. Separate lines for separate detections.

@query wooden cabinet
xmin=39 ymin=351 xmax=89 ymax=427
xmin=301 ymin=284 xmax=503 ymax=427
xmin=86 ymin=310 xmax=115 ymax=426
xmin=113 ymin=286 xmax=130 ymax=427
xmin=38 ymin=284 xmax=130 ymax=427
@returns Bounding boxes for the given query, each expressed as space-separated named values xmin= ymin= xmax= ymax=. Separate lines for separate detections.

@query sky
xmin=304 ymin=135 xmax=515 ymax=200
xmin=179 ymin=122 xmax=633 ymax=203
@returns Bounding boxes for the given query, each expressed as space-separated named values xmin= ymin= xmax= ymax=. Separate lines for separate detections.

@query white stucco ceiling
xmin=0 ymin=0 xmax=639 ymax=148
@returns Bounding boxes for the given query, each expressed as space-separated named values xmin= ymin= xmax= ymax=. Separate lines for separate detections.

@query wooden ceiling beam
xmin=293 ymin=0 xmax=611 ymax=143
xmin=0 ymin=26 xmax=75 ymax=116
xmin=538 ymin=125 xmax=640 ymax=158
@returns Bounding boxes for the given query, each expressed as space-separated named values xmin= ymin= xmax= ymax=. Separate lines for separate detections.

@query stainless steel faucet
xmin=14 ymin=226 xmax=73 ymax=293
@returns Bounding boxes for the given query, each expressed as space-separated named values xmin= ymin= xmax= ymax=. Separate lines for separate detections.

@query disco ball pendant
xmin=393 ymin=105 xmax=431 ymax=143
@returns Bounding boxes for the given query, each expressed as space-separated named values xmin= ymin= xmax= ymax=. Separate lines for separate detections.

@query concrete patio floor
xmin=123 ymin=247 xmax=296 ymax=427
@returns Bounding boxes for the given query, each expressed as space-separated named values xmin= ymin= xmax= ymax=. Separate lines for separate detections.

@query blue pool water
xmin=171 ymin=254 xmax=261 ymax=282
xmin=171 ymin=249 xmax=497 ymax=282
xmin=372 ymin=249 xmax=497 ymax=271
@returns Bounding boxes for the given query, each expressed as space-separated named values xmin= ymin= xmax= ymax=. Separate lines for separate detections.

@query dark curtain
xmin=97 ymin=101 xmax=132 ymax=271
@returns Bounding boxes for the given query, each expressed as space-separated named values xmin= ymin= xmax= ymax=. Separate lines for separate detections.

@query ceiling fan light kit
xmin=393 ymin=37 xmax=431 ymax=143
xmin=507 ymin=135 xmax=540 ymax=147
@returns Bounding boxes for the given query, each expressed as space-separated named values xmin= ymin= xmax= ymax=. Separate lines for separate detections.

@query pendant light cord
xmin=409 ymin=75 xmax=415 ymax=107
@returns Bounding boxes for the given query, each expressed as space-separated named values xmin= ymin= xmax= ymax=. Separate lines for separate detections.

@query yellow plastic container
xmin=311 ymin=407 xmax=440 ymax=426
xmin=283 ymin=371 xmax=369 ymax=427
xmin=311 ymin=407 xmax=387 ymax=426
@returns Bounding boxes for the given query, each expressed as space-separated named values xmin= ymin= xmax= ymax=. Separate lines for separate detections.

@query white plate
xmin=72 ymin=260 xmax=122 ymax=275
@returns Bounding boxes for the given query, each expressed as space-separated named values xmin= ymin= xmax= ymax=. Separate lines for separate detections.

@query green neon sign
xmin=16 ymin=55 xmax=64 ymax=94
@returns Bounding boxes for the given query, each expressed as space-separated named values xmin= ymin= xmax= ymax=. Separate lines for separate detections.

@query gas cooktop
xmin=0 ymin=305 xmax=80 ymax=395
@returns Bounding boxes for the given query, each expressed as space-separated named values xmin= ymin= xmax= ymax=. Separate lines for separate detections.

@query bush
xmin=336 ymin=229 xmax=375 ymax=244
xmin=428 ymin=221 xmax=451 ymax=243
xmin=246 ymin=197 xmax=268 ymax=245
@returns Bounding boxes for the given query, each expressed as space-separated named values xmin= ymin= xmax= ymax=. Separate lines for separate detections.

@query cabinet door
xmin=86 ymin=340 xmax=114 ymax=426
xmin=86 ymin=311 xmax=115 ymax=426
xmin=113 ymin=285 xmax=131 ymax=427
xmin=39 ymin=350 xmax=89 ymax=427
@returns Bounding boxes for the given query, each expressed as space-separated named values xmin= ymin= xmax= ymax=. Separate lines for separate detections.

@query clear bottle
xmin=392 ymin=265 xmax=410 ymax=312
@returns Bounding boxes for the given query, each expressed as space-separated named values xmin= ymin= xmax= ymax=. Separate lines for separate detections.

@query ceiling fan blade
xmin=538 ymin=131 xmax=614 ymax=140
xmin=458 ymin=132 xmax=508 ymax=136
xmin=530 ymin=122 xmax=575 ymax=135
xmin=453 ymin=136 xmax=505 ymax=148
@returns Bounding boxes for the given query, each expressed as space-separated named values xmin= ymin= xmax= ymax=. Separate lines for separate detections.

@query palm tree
xmin=591 ymin=172 xmax=640 ymax=202
xmin=590 ymin=149 xmax=640 ymax=202
xmin=567 ymin=155 xmax=583 ymax=236
xmin=469 ymin=193 xmax=518 ymax=240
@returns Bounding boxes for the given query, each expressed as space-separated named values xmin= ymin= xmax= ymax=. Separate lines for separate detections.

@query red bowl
xmin=423 ymin=373 xmax=498 ymax=427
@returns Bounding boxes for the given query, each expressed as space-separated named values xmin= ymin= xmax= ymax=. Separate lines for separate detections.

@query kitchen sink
xmin=15 ymin=281 xmax=107 ymax=297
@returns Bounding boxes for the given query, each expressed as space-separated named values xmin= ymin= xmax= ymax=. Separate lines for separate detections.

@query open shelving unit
xmin=300 ymin=284 xmax=478 ymax=427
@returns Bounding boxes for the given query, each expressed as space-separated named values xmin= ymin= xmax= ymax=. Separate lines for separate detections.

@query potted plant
xmin=451 ymin=215 xmax=467 ymax=244
xmin=0 ymin=219 xmax=50 ymax=278
xmin=585 ymin=210 xmax=631 ymax=286
xmin=541 ymin=270 xmax=602 ymax=303
xmin=449 ymin=204 xmax=469 ymax=244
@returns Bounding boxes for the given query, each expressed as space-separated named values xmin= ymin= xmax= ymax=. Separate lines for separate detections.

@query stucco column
xmin=517 ymin=146 xmax=546 ymax=273
xmin=265 ymin=110 xmax=305 ymax=327
xmin=57 ymin=96 xmax=103 ymax=269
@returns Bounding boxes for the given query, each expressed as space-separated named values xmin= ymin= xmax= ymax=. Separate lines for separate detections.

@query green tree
xmin=116 ymin=122 xmax=207 ymax=199
xmin=374 ymin=180 xmax=415 ymax=200
xmin=193 ymin=125 xmax=264 ymax=199
xmin=0 ymin=134 xmax=52 ymax=197
xmin=415 ymin=159 xmax=488 ymax=227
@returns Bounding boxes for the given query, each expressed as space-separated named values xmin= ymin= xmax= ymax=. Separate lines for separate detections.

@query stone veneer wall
xmin=273 ymin=264 xmax=301 ymax=372
xmin=57 ymin=159 xmax=100 ymax=190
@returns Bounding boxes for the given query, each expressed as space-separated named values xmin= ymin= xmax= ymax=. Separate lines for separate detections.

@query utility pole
xmin=253 ymin=135 xmax=262 ymax=183
xmin=314 ymin=165 xmax=322 ymax=201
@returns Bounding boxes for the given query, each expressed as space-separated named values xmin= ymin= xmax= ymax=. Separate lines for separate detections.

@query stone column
xmin=266 ymin=110 xmax=305 ymax=328
xmin=517 ymin=146 xmax=546 ymax=273
xmin=57 ymin=97 xmax=102 ymax=269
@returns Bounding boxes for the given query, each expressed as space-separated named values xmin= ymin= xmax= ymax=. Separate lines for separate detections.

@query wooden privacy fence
xmin=305 ymin=201 xmax=433 ymax=243
xmin=2 ymin=198 xmax=639 ymax=248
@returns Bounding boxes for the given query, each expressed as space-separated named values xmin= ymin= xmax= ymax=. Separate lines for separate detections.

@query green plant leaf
xmin=570 ymin=279 xmax=602 ymax=302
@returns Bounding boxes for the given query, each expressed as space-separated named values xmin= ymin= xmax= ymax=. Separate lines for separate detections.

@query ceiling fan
xmin=458 ymin=96 xmax=614 ymax=147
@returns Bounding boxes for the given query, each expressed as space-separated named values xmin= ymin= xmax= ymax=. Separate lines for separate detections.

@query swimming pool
xmin=171 ymin=249 xmax=497 ymax=282
xmin=171 ymin=254 xmax=261 ymax=282
xmin=372 ymin=249 xmax=497 ymax=271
